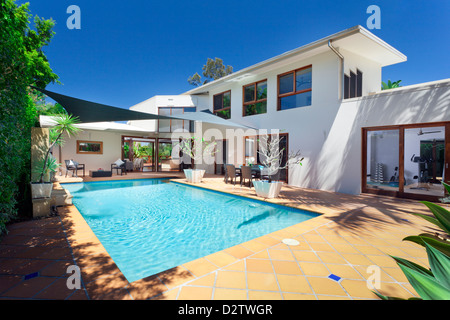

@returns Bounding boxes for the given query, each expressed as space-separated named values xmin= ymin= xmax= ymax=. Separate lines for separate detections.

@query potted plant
xmin=252 ymin=134 xmax=303 ymax=199
xmin=179 ymin=136 xmax=217 ymax=183
xmin=31 ymin=113 xmax=81 ymax=198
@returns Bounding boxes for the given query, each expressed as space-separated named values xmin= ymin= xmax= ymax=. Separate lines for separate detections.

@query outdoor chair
xmin=225 ymin=164 xmax=241 ymax=185
xmin=64 ymin=160 xmax=85 ymax=177
xmin=111 ymin=159 xmax=127 ymax=175
xmin=123 ymin=158 xmax=134 ymax=172
xmin=133 ymin=158 xmax=144 ymax=171
xmin=240 ymin=165 xmax=257 ymax=188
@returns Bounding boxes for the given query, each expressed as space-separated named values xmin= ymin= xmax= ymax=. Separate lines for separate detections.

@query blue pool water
xmin=62 ymin=179 xmax=319 ymax=283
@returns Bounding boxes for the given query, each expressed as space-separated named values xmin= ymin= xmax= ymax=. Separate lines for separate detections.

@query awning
xmin=34 ymin=87 xmax=252 ymax=129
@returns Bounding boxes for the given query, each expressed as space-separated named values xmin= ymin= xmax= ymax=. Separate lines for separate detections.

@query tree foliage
xmin=381 ymin=79 xmax=402 ymax=90
xmin=188 ymin=57 xmax=233 ymax=86
xmin=0 ymin=0 xmax=59 ymax=234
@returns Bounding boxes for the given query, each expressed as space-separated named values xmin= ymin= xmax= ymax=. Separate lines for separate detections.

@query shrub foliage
xmin=0 ymin=0 xmax=59 ymax=234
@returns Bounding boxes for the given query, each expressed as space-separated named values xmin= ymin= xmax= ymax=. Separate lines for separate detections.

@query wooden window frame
xmin=213 ymin=90 xmax=231 ymax=119
xmin=361 ymin=121 xmax=450 ymax=202
xmin=157 ymin=106 xmax=196 ymax=133
xmin=242 ymin=79 xmax=268 ymax=117
xmin=76 ymin=140 xmax=103 ymax=154
xmin=277 ymin=65 xmax=312 ymax=111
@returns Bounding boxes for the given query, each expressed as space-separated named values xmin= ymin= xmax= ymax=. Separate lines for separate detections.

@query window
xmin=243 ymin=80 xmax=267 ymax=116
xmin=344 ymin=69 xmax=362 ymax=99
xmin=277 ymin=65 xmax=312 ymax=110
xmin=158 ymin=107 xmax=196 ymax=133
xmin=76 ymin=141 xmax=103 ymax=154
xmin=213 ymin=90 xmax=231 ymax=119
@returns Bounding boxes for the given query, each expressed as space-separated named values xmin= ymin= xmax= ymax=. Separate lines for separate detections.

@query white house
xmin=46 ymin=25 xmax=450 ymax=201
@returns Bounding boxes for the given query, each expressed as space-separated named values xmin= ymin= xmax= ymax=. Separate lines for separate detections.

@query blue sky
xmin=20 ymin=0 xmax=449 ymax=109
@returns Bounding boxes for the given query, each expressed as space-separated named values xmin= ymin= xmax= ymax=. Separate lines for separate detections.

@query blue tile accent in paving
xmin=24 ymin=272 xmax=39 ymax=280
xmin=328 ymin=274 xmax=341 ymax=282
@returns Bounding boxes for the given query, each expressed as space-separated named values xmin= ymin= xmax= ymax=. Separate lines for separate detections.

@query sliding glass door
xmin=157 ymin=139 xmax=178 ymax=172
xmin=403 ymin=126 xmax=446 ymax=198
xmin=365 ymin=129 xmax=400 ymax=193
xmin=362 ymin=122 xmax=450 ymax=201
xmin=121 ymin=136 xmax=155 ymax=172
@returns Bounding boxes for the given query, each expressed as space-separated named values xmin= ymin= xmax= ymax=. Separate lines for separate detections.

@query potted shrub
xmin=252 ymin=134 xmax=303 ymax=199
xmin=179 ymin=136 xmax=217 ymax=183
xmin=31 ymin=156 xmax=60 ymax=198
xmin=31 ymin=114 xmax=81 ymax=198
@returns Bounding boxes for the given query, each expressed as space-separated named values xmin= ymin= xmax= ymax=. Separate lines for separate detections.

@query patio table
xmin=235 ymin=166 xmax=269 ymax=179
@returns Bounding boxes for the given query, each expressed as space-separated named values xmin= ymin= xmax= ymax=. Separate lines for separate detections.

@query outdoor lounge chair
xmin=111 ymin=159 xmax=127 ymax=175
xmin=240 ymin=165 xmax=257 ymax=188
xmin=133 ymin=158 xmax=144 ymax=171
xmin=64 ymin=160 xmax=85 ymax=177
xmin=225 ymin=164 xmax=241 ymax=185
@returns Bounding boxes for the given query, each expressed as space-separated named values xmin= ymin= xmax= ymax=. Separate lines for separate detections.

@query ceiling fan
xmin=417 ymin=128 xmax=441 ymax=136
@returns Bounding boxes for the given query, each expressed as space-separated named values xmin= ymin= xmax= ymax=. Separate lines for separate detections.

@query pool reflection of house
xmin=42 ymin=25 xmax=450 ymax=202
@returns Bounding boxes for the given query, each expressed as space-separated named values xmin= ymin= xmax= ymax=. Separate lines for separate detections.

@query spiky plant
xmin=37 ymin=113 xmax=81 ymax=183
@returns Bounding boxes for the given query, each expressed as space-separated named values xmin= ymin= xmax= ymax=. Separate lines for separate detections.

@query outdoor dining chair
xmin=240 ymin=165 xmax=257 ymax=188
xmin=225 ymin=164 xmax=241 ymax=185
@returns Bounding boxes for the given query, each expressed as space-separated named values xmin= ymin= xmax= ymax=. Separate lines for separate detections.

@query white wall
xmin=129 ymin=95 xmax=205 ymax=132
xmin=53 ymin=129 xmax=138 ymax=175
xmin=340 ymin=47 xmax=382 ymax=95
xmin=308 ymin=80 xmax=450 ymax=194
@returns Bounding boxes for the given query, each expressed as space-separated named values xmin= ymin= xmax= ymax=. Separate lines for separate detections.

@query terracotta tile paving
xmin=0 ymin=173 xmax=446 ymax=300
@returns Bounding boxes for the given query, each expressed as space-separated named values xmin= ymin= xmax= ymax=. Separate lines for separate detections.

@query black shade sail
xmin=33 ymin=87 xmax=252 ymax=128
xmin=33 ymin=86 xmax=177 ymax=123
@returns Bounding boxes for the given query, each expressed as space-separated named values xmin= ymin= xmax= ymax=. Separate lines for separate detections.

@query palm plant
xmin=381 ymin=80 xmax=402 ymax=90
xmin=36 ymin=113 xmax=81 ymax=183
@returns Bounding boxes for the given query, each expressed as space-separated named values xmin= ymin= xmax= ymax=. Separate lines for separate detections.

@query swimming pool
xmin=62 ymin=179 xmax=319 ymax=283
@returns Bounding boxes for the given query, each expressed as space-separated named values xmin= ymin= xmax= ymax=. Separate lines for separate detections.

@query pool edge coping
xmin=57 ymin=180 xmax=334 ymax=300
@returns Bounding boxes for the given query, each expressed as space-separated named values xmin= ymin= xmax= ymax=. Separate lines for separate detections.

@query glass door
xmin=365 ymin=129 xmax=400 ymax=193
xmin=403 ymin=126 xmax=446 ymax=198
xmin=157 ymin=139 xmax=177 ymax=172
xmin=121 ymin=137 xmax=155 ymax=172
xmin=363 ymin=123 xmax=449 ymax=201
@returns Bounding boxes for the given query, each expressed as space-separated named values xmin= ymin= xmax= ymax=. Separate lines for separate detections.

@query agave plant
xmin=374 ymin=182 xmax=450 ymax=300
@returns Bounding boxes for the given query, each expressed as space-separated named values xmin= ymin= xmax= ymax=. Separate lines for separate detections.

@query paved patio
xmin=0 ymin=172 xmax=443 ymax=300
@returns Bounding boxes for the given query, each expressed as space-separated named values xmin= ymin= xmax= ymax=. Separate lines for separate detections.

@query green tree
xmin=0 ymin=0 xmax=59 ymax=234
xmin=188 ymin=57 xmax=233 ymax=86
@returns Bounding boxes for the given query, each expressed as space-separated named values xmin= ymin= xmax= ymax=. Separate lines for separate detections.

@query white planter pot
xmin=31 ymin=182 xmax=53 ymax=199
xmin=184 ymin=169 xmax=205 ymax=183
xmin=253 ymin=180 xmax=284 ymax=199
